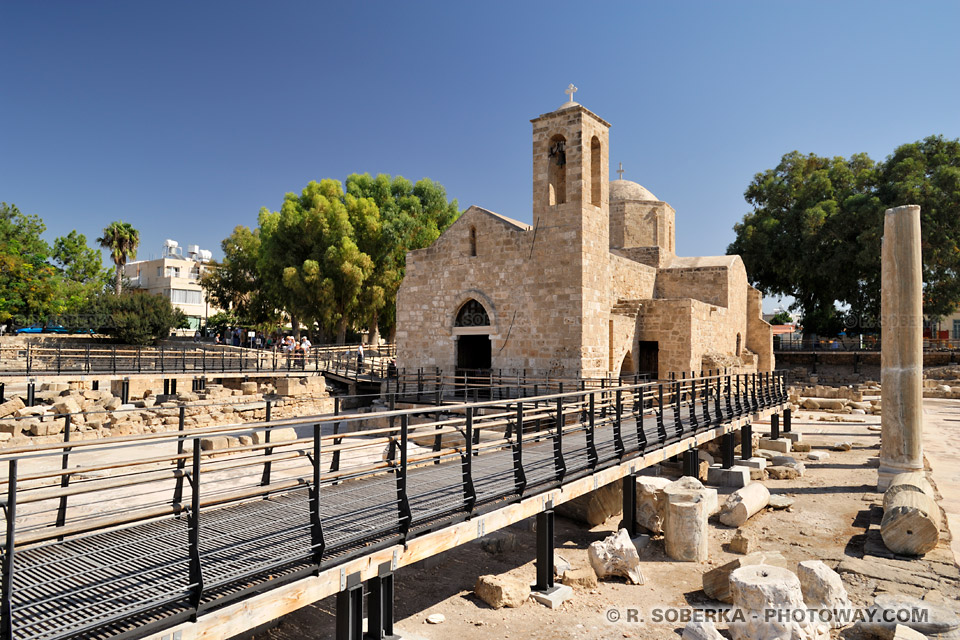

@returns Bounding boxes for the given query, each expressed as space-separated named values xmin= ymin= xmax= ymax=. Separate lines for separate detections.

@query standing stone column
xmin=878 ymin=205 xmax=924 ymax=491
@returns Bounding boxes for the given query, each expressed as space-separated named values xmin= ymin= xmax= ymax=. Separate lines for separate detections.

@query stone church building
xmin=395 ymin=96 xmax=773 ymax=379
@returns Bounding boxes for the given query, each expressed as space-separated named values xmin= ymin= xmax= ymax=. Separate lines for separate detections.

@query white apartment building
xmin=124 ymin=240 xmax=220 ymax=331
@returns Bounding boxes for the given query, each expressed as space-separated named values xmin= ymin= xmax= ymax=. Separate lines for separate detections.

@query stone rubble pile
xmin=0 ymin=377 xmax=335 ymax=448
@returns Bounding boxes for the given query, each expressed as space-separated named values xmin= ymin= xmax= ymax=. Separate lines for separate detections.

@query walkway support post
xmin=783 ymin=407 xmax=791 ymax=433
xmin=771 ymin=413 xmax=780 ymax=440
xmin=721 ymin=432 xmax=735 ymax=469
xmin=620 ymin=475 xmax=638 ymax=537
xmin=741 ymin=423 xmax=753 ymax=460
xmin=534 ymin=509 xmax=555 ymax=592
xmin=683 ymin=448 xmax=699 ymax=478
xmin=335 ymin=572 xmax=363 ymax=640
xmin=367 ymin=563 xmax=399 ymax=640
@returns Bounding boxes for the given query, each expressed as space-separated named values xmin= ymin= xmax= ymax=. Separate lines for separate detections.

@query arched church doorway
xmin=454 ymin=299 xmax=492 ymax=372
xmin=619 ymin=350 xmax=635 ymax=381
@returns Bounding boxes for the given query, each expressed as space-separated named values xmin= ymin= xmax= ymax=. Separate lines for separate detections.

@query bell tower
xmin=531 ymin=84 xmax=611 ymax=231
xmin=529 ymin=87 xmax=614 ymax=377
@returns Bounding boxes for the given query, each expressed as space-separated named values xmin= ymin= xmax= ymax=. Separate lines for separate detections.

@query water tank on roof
xmin=164 ymin=239 xmax=179 ymax=248
xmin=199 ymin=249 xmax=213 ymax=262
xmin=187 ymin=244 xmax=200 ymax=256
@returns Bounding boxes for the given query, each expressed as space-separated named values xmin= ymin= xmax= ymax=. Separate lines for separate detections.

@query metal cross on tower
xmin=617 ymin=162 xmax=624 ymax=180
xmin=564 ymin=83 xmax=578 ymax=103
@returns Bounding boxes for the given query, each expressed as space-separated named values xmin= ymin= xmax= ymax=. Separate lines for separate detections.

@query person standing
xmin=357 ymin=342 xmax=364 ymax=374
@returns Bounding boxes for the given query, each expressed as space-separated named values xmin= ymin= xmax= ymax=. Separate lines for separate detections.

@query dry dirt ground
xmin=252 ymin=399 xmax=960 ymax=640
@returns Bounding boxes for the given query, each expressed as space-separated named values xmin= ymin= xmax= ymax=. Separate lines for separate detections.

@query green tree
xmin=97 ymin=221 xmax=140 ymax=296
xmin=0 ymin=202 xmax=56 ymax=325
xmin=876 ymin=136 xmax=960 ymax=319
xmin=51 ymin=230 xmax=111 ymax=314
xmin=729 ymin=150 xmax=878 ymax=334
xmin=261 ymin=179 xmax=374 ymax=343
xmin=730 ymin=137 xmax=960 ymax=334
xmin=345 ymin=173 xmax=460 ymax=341
xmin=200 ymin=225 xmax=278 ymax=327
xmin=94 ymin=290 xmax=187 ymax=345
xmin=770 ymin=311 xmax=793 ymax=325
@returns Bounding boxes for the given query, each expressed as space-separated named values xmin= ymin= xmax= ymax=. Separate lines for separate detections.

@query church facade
xmin=395 ymin=98 xmax=773 ymax=379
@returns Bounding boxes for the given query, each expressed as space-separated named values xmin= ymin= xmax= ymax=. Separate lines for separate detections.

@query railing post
xmin=771 ymin=413 xmax=780 ymax=440
xmin=586 ymin=393 xmax=598 ymax=468
xmin=25 ymin=381 xmax=34 ymax=408
xmin=702 ymin=376 xmax=711 ymax=426
xmin=673 ymin=379 xmax=683 ymax=438
xmin=656 ymin=383 xmax=667 ymax=442
xmin=512 ymin=403 xmax=527 ymax=494
xmin=725 ymin=375 xmax=734 ymax=420
xmin=783 ymin=408 xmax=792 ymax=434
xmin=188 ymin=442 xmax=205 ymax=614
xmin=329 ymin=398 xmax=342 ymax=474
xmin=56 ymin=344 xmax=61 ymax=374
xmin=1 ymin=460 xmax=17 ymax=640
xmin=734 ymin=374 xmax=743 ymax=417
xmin=85 ymin=345 xmax=91 ymax=373
xmin=462 ymin=406 xmax=476 ymax=511
xmin=688 ymin=377 xmax=698 ymax=430
xmin=55 ymin=414 xmax=72 ymax=533
xmin=309 ymin=422 xmax=325 ymax=570
xmin=397 ymin=415 xmax=412 ymax=537
xmin=613 ymin=389 xmax=624 ymax=457
xmin=160 ymin=345 xmax=165 ymax=373
xmin=112 ymin=345 xmax=117 ymax=374
xmin=554 ymin=395 xmax=566 ymax=481
xmin=635 ymin=384 xmax=647 ymax=452
xmin=173 ymin=406 xmax=187 ymax=505
xmin=260 ymin=401 xmax=274 ymax=486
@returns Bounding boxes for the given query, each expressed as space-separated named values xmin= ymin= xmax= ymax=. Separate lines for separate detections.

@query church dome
xmin=610 ymin=179 xmax=658 ymax=202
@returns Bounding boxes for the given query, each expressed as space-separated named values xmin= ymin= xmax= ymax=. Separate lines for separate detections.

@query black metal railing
xmin=0 ymin=370 xmax=787 ymax=640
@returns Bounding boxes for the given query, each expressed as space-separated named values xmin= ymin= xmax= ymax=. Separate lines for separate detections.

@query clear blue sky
xmin=3 ymin=2 xmax=958 ymax=312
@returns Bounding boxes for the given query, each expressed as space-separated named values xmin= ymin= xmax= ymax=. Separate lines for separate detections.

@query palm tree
xmin=98 ymin=221 xmax=140 ymax=295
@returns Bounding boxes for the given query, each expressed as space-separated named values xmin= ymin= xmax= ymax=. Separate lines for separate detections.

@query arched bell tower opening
xmin=590 ymin=135 xmax=601 ymax=206
xmin=547 ymin=134 xmax=567 ymax=206
xmin=454 ymin=299 xmax=492 ymax=372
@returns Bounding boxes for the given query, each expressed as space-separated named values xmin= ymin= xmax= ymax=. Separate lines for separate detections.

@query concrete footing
xmin=758 ymin=438 xmax=791 ymax=453
xmin=530 ymin=584 xmax=573 ymax=609
xmin=738 ymin=457 xmax=768 ymax=470
xmin=707 ymin=464 xmax=751 ymax=488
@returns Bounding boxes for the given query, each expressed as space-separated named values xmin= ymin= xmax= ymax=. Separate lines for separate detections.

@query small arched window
xmin=469 ymin=226 xmax=477 ymax=257
xmin=455 ymin=299 xmax=490 ymax=327
xmin=590 ymin=135 xmax=601 ymax=206
xmin=547 ymin=134 xmax=567 ymax=206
